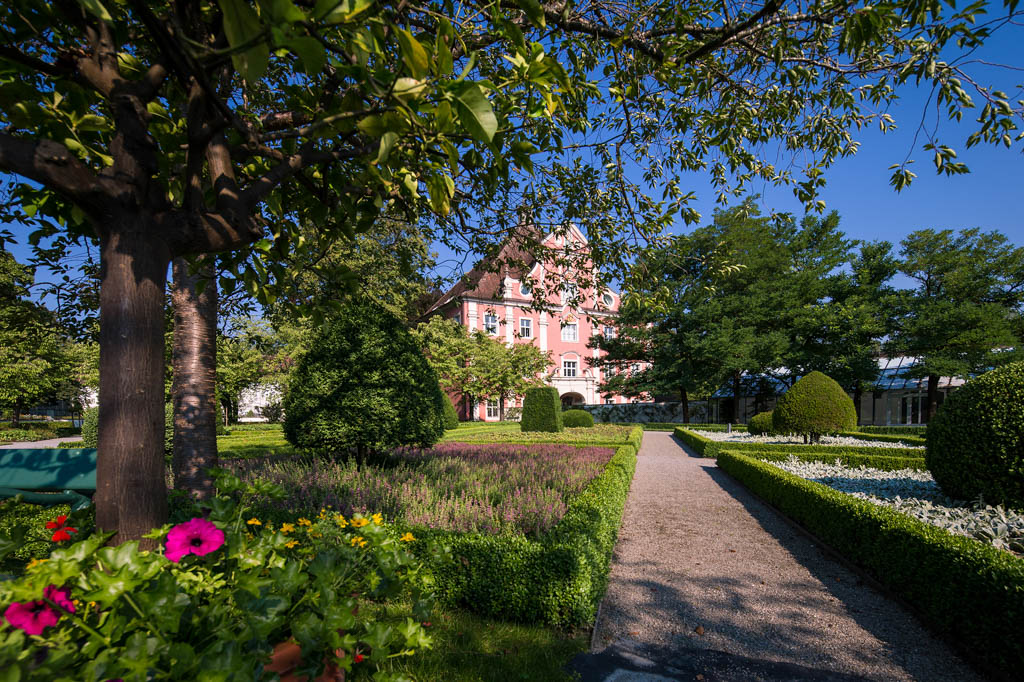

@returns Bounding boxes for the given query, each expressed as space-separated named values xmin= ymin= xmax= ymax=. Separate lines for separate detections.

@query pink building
xmin=425 ymin=225 xmax=639 ymax=421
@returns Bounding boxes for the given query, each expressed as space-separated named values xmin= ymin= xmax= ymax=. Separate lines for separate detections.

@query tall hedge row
xmin=520 ymin=387 xmax=563 ymax=433
xmin=717 ymin=451 xmax=1024 ymax=679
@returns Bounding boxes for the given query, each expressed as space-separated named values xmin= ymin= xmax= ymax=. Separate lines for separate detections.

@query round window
xmin=603 ymin=293 xmax=614 ymax=306
xmin=520 ymin=282 xmax=532 ymax=296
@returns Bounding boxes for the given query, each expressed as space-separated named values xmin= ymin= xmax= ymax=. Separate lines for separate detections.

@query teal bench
xmin=0 ymin=449 xmax=97 ymax=511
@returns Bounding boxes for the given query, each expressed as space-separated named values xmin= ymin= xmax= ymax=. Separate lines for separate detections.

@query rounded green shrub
xmin=772 ymin=371 xmax=856 ymax=443
xmin=926 ymin=362 xmax=1024 ymax=508
xmin=563 ymin=409 xmax=594 ymax=428
xmin=283 ymin=300 xmax=446 ymax=459
xmin=748 ymin=410 xmax=774 ymax=436
xmin=81 ymin=407 xmax=98 ymax=447
xmin=520 ymin=387 xmax=563 ymax=432
xmin=442 ymin=396 xmax=459 ymax=429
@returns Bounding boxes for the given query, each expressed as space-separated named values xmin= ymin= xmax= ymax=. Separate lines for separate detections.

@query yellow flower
xmin=308 ymin=531 xmax=322 ymax=538
xmin=351 ymin=517 xmax=369 ymax=528
xmin=334 ymin=514 xmax=348 ymax=528
xmin=246 ymin=518 xmax=262 ymax=526
xmin=25 ymin=558 xmax=48 ymax=569
xmin=400 ymin=532 xmax=415 ymax=542
xmin=371 ymin=513 xmax=383 ymax=525
xmin=359 ymin=540 xmax=367 ymax=548
xmin=350 ymin=536 xmax=364 ymax=547
xmin=297 ymin=517 xmax=312 ymax=527
xmin=285 ymin=540 xmax=299 ymax=549
xmin=280 ymin=523 xmax=295 ymax=534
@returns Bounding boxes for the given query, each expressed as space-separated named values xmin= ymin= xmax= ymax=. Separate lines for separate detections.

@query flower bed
xmin=771 ymin=457 xmax=1024 ymax=554
xmin=689 ymin=429 xmax=923 ymax=449
xmin=674 ymin=427 xmax=920 ymax=460
xmin=236 ymin=443 xmax=616 ymax=537
xmin=716 ymin=450 xmax=1024 ymax=680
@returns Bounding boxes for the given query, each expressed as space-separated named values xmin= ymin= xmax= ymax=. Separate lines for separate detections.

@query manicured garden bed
xmin=716 ymin=449 xmax=1024 ymax=679
xmin=444 ymin=423 xmax=641 ymax=449
xmin=674 ymin=426 xmax=922 ymax=460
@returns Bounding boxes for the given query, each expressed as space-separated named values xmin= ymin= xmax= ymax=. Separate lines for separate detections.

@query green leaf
xmin=76 ymin=0 xmax=113 ymax=22
xmin=514 ymin=0 xmax=545 ymax=28
xmin=396 ymin=29 xmax=429 ymax=80
xmin=218 ymin=0 xmax=270 ymax=83
xmin=314 ymin=0 xmax=374 ymax=24
xmin=286 ymin=37 xmax=326 ymax=74
xmin=392 ymin=77 xmax=427 ymax=100
xmin=452 ymin=83 xmax=498 ymax=143
xmin=376 ymin=131 xmax=399 ymax=164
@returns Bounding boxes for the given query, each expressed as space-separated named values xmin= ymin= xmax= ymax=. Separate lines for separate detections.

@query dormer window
xmin=520 ymin=282 xmax=532 ymax=297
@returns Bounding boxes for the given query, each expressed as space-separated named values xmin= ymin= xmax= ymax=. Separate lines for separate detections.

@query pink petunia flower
xmin=164 ymin=518 xmax=225 ymax=563
xmin=4 ymin=585 xmax=75 ymax=636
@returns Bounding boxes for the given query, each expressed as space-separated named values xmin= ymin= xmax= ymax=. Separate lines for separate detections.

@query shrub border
xmin=716 ymin=450 xmax=1024 ymax=680
xmin=838 ymin=431 xmax=926 ymax=447
xmin=674 ymin=427 xmax=921 ymax=460
xmin=411 ymin=439 xmax=639 ymax=626
xmin=731 ymin=447 xmax=927 ymax=471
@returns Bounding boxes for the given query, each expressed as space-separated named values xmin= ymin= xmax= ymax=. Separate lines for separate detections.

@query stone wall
xmin=580 ymin=401 xmax=710 ymax=424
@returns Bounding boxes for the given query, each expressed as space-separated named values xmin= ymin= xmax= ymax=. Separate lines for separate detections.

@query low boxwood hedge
xmin=837 ymin=431 xmax=926 ymax=447
xmin=858 ymin=425 xmax=927 ymax=436
xmin=674 ymin=427 xmax=922 ymax=460
xmin=723 ymin=447 xmax=927 ymax=471
xmin=716 ymin=450 xmax=1024 ymax=679
xmin=609 ymin=422 xmax=747 ymax=432
xmin=411 ymin=441 xmax=638 ymax=626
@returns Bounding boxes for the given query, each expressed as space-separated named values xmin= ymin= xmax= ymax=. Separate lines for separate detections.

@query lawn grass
xmin=443 ymin=422 xmax=638 ymax=447
xmin=216 ymin=425 xmax=296 ymax=459
xmin=375 ymin=603 xmax=584 ymax=681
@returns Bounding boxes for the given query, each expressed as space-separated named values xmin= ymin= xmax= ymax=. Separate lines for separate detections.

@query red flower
xmin=45 ymin=515 xmax=77 ymax=542
xmin=353 ymin=654 xmax=364 ymax=664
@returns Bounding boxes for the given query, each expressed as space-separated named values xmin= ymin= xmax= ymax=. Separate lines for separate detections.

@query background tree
xmin=887 ymin=228 xmax=1024 ymax=421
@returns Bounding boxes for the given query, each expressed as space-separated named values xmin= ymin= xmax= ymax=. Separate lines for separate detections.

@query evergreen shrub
xmin=772 ymin=371 xmax=856 ymax=443
xmin=81 ymin=407 xmax=98 ymax=448
xmin=520 ymin=387 xmax=563 ymax=432
xmin=748 ymin=411 xmax=774 ymax=435
xmin=283 ymin=300 xmax=446 ymax=459
xmin=926 ymin=362 xmax=1024 ymax=509
xmin=442 ymin=396 xmax=460 ymax=429
xmin=562 ymin=409 xmax=594 ymax=428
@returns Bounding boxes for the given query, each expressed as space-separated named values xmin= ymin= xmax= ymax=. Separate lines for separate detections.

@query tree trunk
xmin=680 ymin=388 xmax=689 ymax=423
xmin=95 ymin=226 xmax=170 ymax=545
xmin=11 ymin=398 xmax=21 ymax=428
xmin=732 ymin=371 xmax=742 ymax=424
xmin=853 ymin=385 xmax=863 ymax=425
xmin=499 ymin=395 xmax=506 ymax=421
xmin=171 ymin=256 xmax=218 ymax=500
xmin=926 ymin=374 xmax=939 ymax=423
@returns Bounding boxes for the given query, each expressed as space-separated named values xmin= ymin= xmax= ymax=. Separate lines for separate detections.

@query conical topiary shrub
xmin=772 ymin=371 xmax=856 ymax=443
xmin=926 ymin=362 xmax=1024 ymax=509
xmin=748 ymin=410 xmax=774 ymax=436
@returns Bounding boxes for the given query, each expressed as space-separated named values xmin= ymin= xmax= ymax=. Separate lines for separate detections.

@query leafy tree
xmin=887 ymin=228 xmax=1024 ymax=422
xmin=0 ymin=250 xmax=76 ymax=425
xmin=2 ymin=0 xmax=1020 ymax=540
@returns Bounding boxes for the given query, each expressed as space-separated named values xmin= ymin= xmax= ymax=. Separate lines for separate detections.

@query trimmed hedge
xmin=611 ymin=422 xmax=748 ymax=432
xmin=838 ymin=431 xmax=926 ymax=447
xmin=859 ymin=425 xmax=927 ymax=436
xmin=442 ymin=397 xmax=460 ymax=430
xmin=562 ymin=410 xmax=594 ymax=428
xmin=748 ymin=411 xmax=774 ymax=436
xmin=673 ymin=427 xmax=921 ymax=460
xmin=716 ymin=450 xmax=1024 ymax=679
xmin=411 ymin=441 xmax=638 ymax=626
xmin=448 ymin=426 xmax=643 ymax=452
xmin=721 ymin=447 xmax=927 ymax=472
xmin=520 ymin=387 xmax=563 ymax=433
xmin=773 ymin=371 xmax=856 ymax=441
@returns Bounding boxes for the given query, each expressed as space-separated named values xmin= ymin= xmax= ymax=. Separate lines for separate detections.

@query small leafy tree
xmin=773 ymin=371 xmax=857 ymax=443
xmin=283 ymin=300 xmax=445 ymax=461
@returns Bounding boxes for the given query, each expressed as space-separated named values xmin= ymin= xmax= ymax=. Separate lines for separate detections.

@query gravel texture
xmin=689 ymin=430 xmax=923 ymax=449
xmin=773 ymin=457 xmax=1024 ymax=555
xmin=593 ymin=431 xmax=982 ymax=681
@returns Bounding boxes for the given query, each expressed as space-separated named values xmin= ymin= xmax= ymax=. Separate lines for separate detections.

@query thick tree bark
xmin=926 ymin=374 xmax=939 ymax=423
xmin=95 ymin=225 xmax=170 ymax=546
xmin=171 ymin=256 xmax=218 ymax=500
xmin=680 ymin=388 xmax=689 ymax=423
xmin=732 ymin=371 xmax=742 ymax=424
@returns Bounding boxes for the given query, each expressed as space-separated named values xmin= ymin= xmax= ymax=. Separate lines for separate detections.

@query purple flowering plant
xmin=0 ymin=470 xmax=436 ymax=681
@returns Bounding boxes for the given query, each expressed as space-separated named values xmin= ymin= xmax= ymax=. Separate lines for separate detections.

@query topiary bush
xmin=283 ymin=299 xmax=446 ymax=461
xmin=442 ymin=396 xmax=459 ymax=429
xmin=748 ymin=410 xmax=774 ymax=435
xmin=926 ymin=362 xmax=1024 ymax=509
xmin=562 ymin=409 xmax=594 ymax=428
xmin=81 ymin=407 xmax=98 ymax=448
xmin=520 ymin=387 xmax=563 ymax=432
xmin=772 ymin=371 xmax=856 ymax=443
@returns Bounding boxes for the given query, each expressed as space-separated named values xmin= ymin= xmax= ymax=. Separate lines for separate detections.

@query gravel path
xmin=593 ymin=431 xmax=983 ymax=681
xmin=0 ymin=437 xmax=83 ymax=449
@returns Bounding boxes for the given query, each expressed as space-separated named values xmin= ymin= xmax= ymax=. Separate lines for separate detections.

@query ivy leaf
xmin=218 ymin=0 xmax=270 ymax=83
xmin=452 ymin=83 xmax=497 ymax=143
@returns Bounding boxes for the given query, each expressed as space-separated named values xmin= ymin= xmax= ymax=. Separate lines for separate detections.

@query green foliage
xmin=0 ymin=499 xmax=73 ymax=570
xmin=0 ymin=472 xmax=436 ymax=680
xmin=837 ymin=431 xmax=926 ymax=446
xmin=717 ymin=451 xmax=1024 ymax=680
xmin=81 ymin=407 xmax=98 ymax=448
xmin=520 ymin=388 xmax=563 ymax=433
xmin=283 ymin=300 xmax=446 ymax=458
xmin=410 ymin=443 xmax=638 ymax=626
xmin=674 ymin=427 xmax=918 ymax=461
xmin=561 ymin=410 xmax=594 ymax=428
xmin=772 ymin=371 xmax=857 ymax=441
xmin=446 ymin=424 xmax=640 ymax=449
xmin=748 ymin=411 xmax=775 ymax=436
xmin=859 ymin=425 xmax=928 ymax=436
xmin=927 ymin=363 xmax=1024 ymax=509
xmin=721 ymin=447 xmax=927 ymax=472
xmin=442 ymin=396 xmax=460 ymax=430
xmin=164 ymin=402 xmax=174 ymax=461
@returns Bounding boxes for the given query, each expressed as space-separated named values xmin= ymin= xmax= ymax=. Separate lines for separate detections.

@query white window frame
xmin=519 ymin=318 xmax=532 ymax=338
xmin=486 ymin=399 xmax=500 ymax=419
xmin=453 ymin=314 xmax=462 ymax=325
xmin=562 ymin=360 xmax=578 ymax=378
xmin=603 ymin=325 xmax=615 ymax=338
xmin=561 ymin=322 xmax=578 ymax=342
xmin=604 ymin=396 xmax=615 ymax=405
xmin=563 ymin=282 xmax=578 ymax=303
xmin=484 ymin=312 xmax=499 ymax=335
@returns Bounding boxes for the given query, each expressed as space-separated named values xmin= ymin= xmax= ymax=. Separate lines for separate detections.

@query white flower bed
xmin=771 ymin=457 xmax=1024 ymax=555
xmin=689 ymin=430 xmax=923 ymax=449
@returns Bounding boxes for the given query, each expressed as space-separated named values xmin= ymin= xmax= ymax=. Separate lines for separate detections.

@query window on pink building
xmin=563 ymin=360 xmax=578 ymax=377
xmin=519 ymin=318 xmax=532 ymax=338
xmin=561 ymin=322 xmax=578 ymax=342
xmin=486 ymin=399 xmax=499 ymax=419
xmin=484 ymin=312 xmax=498 ymax=335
